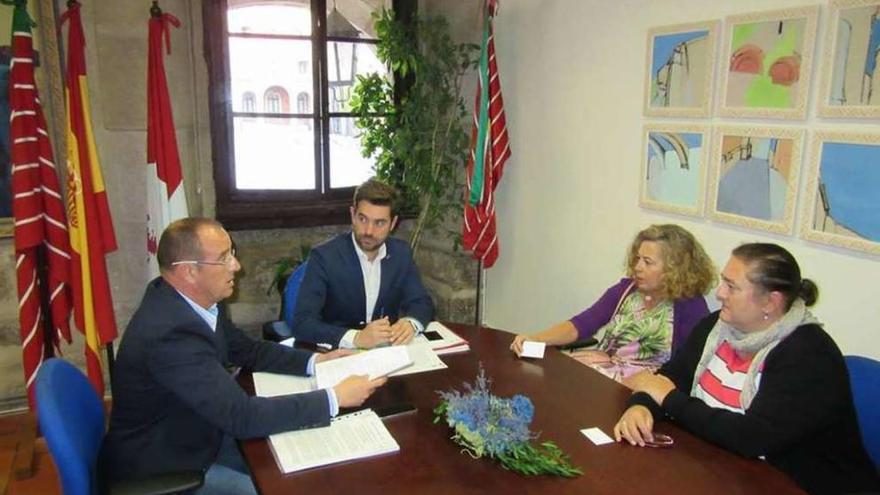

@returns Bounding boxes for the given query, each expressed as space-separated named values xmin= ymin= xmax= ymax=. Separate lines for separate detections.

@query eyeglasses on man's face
xmin=171 ymin=248 xmax=237 ymax=267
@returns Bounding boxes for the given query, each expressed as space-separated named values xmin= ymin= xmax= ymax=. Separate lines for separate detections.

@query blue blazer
xmin=100 ymin=277 xmax=330 ymax=483
xmin=292 ymin=233 xmax=434 ymax=346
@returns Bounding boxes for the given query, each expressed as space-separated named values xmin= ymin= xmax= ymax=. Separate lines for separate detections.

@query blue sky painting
xmin=820 ymin=142 xmax=880 ymax=241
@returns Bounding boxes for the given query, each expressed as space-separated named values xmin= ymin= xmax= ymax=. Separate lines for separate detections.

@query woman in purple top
xmin=511 ymin=224 xmax=716 ymax=384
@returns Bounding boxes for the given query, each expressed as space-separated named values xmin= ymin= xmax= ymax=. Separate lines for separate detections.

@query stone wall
xmin=0 ymin=0 xmax=478 ymax=411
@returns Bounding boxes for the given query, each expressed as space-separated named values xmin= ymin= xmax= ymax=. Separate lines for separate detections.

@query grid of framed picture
xmin=641 ymin=1 xmax=880 ymax=256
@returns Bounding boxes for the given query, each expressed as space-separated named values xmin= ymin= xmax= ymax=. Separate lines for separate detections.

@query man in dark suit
xmin=100 ymin=218 xmax=386 ymax=494
xmin=292 ymin=178 xmax=434 ymax=349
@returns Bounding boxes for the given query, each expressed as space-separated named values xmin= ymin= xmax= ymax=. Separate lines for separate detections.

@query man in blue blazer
xmin=292 ymin=179 xmax=434 ymax=349
xmin=100 ymin=218 xmax=385 ymax=494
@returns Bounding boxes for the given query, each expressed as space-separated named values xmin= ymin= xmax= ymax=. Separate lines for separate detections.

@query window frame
xmin=202 ymin=0 xmax=412 ymax=230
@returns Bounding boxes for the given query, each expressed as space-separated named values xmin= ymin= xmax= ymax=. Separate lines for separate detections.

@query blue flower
xmin=436 ymin=367 xmax=535 ymax=457
xmin=434 ymin=366 xmax=582 ymax=478
xmin=511 ymin=394 xmax=534 ymax=423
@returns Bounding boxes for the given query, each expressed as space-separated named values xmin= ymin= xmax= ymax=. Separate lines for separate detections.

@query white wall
xmin=483 ymin=0 xmax=880 ymax=359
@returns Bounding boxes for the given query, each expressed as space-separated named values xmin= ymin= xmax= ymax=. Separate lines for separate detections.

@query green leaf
xmin=348 ymin=7 xmax=477 ymax=255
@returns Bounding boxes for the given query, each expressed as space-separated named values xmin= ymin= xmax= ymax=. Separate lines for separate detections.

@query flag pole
xmin=35 ymin=245 xmax=56 ymax=359
xmin=105 ymin=343 xmax=115 ymax=386
xmin=475 ymin=260 xmax=483 ymax=326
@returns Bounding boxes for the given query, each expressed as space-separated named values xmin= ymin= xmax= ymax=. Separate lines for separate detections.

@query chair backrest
xmin=282 ymin=259 xmax=309 ymax=329
xmin=35 ymin=358 xmax=106 ymax=495
xmin=845 ymin=355 xmax=880 ymax=468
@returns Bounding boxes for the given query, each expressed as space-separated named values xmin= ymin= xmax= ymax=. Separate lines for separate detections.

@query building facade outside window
xmin=204 ymin=0 xmax=402 ymax=229
xmin=241 ymin=91 xmax=256 ymax=112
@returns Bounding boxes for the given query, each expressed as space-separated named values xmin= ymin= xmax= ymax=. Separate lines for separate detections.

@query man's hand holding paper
xmin=333 ymin=375 xmax=387 ymax=408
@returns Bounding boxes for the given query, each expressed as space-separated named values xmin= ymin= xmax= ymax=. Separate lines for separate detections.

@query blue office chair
xmin=845 ymin=355 xmax=880 ymax=469
xmin=263 ymin=259 xmax=309 ymax=342
xmin=35 ymin=358 xmax=203 ymax=495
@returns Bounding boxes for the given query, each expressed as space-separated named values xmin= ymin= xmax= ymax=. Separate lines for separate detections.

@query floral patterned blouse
xmin=581 ymin=292 xmax=674 ymax=381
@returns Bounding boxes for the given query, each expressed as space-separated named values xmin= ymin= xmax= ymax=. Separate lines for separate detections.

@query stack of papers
xmin=268 ymin=409 xmax=400 ymax=473
xmin=253 ymin=372 xmax=313 ymax=398
xmin=412 ymin=321 xmax=470 ymax=355
xmin=253 ymin=344 xmax=447 ymax=398
xmin=315 ymin=346 xmax=413 ymax=388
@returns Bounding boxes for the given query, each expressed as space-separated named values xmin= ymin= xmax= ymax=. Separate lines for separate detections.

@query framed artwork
xmin=643 ymin=21 xmax=718 ymax=117
xmin=801 ymin=131 xmax=880 ymax=255
xmin=639 ymin=123 xmax=709 ymax=217
xmin=718 ymin=6 xmax=819 ymax=119
xmin=818 ymin=0 xmax=880 ymax=118
xmin=708 ymin=126 xmax=805 ymax=234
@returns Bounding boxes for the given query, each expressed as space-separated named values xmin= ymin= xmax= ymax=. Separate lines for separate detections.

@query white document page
xmin=390 ymin=343 xmax=447 ymax=376
xmin=315 ymin=346 xmax=412 ymax=389
xmin=268 ymin=409 xmax=400 ymax=473
xmin=253 ymin=372 xmax=315 ymax=398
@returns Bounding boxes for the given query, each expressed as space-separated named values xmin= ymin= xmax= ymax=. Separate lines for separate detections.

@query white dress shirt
xmin=339 ymin=234 xmax=423 ymax=348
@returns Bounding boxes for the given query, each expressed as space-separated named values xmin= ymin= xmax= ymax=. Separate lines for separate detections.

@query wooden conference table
xmin=238 ymin=323 xmax=805 ymax=495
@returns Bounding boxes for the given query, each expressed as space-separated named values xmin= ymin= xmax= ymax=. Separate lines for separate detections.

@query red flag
xmin=9 ymin=4 xmax=73 ymax=408
xmin=61 ymin=1 xmax=118 ymax=396
xmin=462 ymin=0 xmax=511 ymax=269
xmin=146 ymin=9 xmax=188 ymax=278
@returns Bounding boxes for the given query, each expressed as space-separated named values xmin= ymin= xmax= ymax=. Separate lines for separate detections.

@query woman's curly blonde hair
xmin=624 ymin=224 xmax=716 ymax=300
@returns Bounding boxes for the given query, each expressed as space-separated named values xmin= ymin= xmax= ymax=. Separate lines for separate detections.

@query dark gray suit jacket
xmin=100 ymin=277 xmax=329 ymax=482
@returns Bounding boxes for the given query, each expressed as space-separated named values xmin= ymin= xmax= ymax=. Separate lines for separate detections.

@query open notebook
xmin=267 ymin=409 xmax=400 ymax=473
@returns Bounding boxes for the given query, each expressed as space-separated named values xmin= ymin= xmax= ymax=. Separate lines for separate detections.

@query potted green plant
xmin=350 ymin=8 xmax=478 ymax=255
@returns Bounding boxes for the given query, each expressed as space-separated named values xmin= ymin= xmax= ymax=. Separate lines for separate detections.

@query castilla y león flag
xmin=9 ymin=3 xmax=73 ymax=408
xmin=462 ymin=0 xmax=510 ymax=269
xmin=146 ymin=8 xmax=188 ymax=277
xmin=61 ymin=1 xmax=118 ymax=396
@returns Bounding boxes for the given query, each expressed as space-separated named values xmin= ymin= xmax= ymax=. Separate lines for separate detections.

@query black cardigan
xmin=629 ymin=312 xmax=880 ymax=495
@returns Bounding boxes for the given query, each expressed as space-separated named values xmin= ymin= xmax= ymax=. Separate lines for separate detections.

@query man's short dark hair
xmin=353 ymin=178 xmax=398 ymax=215
xmin=156 ymin=217 xmax=223 ymax=272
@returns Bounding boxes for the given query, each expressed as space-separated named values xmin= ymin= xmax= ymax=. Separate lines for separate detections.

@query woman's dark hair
xmin=732 ymin=243 xmax=818 ymax=310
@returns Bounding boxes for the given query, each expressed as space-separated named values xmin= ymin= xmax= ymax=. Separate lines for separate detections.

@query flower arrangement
xmin=433 ymin=368 xmax=582 ymax=477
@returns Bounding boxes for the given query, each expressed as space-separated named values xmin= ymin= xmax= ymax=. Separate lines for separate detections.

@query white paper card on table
xmin=253 ymin=372 xmax=315 ymax=398
xmin=581 ymin=427 xmax=614 ymax=446
xmin=268 ymin=409 xmax=400 ymax=473
xmin=315 ymin=346 xmax=412 ymax=389
xmin=520 ymin=341 xmax=546 ymax=359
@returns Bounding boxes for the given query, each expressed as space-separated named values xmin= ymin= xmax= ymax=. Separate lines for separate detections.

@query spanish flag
xmin=61 ymin=1 xmax=118 ymax=396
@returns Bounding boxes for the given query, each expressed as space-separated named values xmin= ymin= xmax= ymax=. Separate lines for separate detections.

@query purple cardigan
xmin=569 ymin=278 xmax=709 ymax=354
